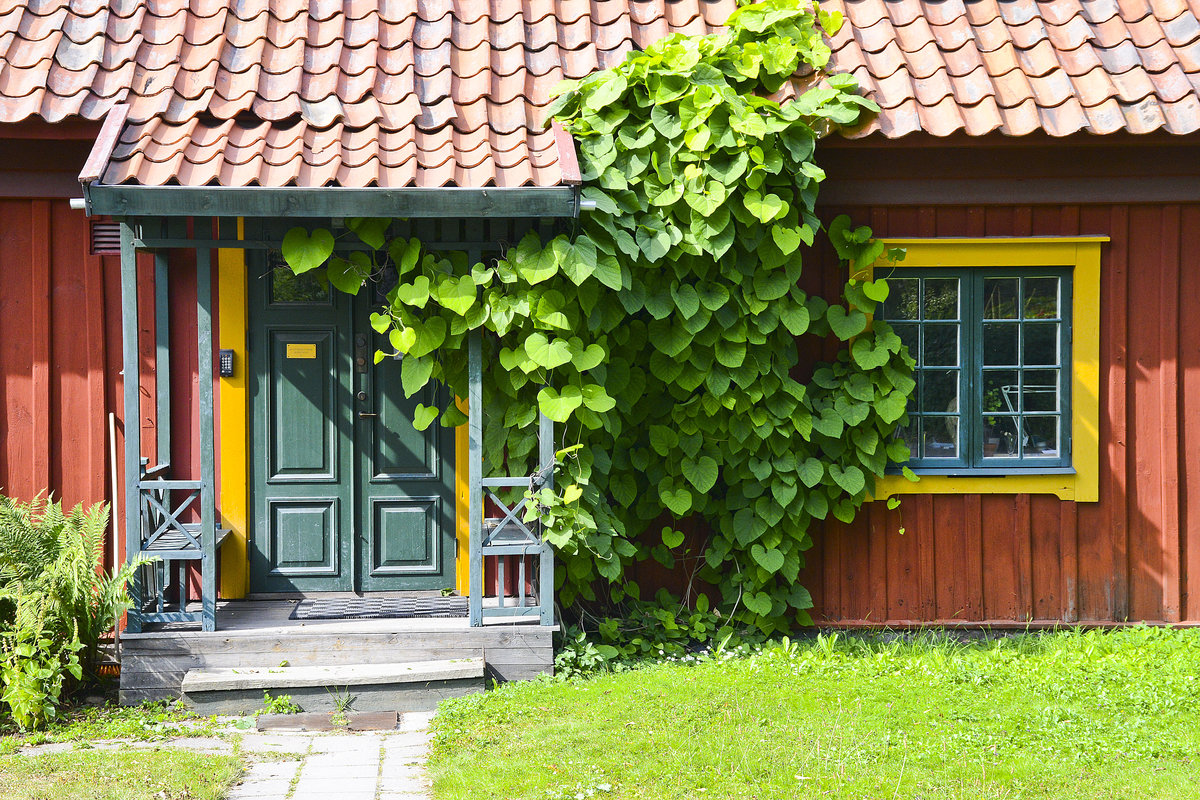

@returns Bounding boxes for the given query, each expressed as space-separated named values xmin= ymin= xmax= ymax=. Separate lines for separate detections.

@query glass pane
xmin=271 ymin=267 xmax=329 ymax=303
xmin=1023 ymin=277 xmax=1060 ymax=319
xmin=983 ymin=322 xmax=1019 ymax=366
xmin=922 ymin=369 xmax=959 ymax=415
xmin=983 ymin=370 xmax=1019 ymax=415
xmin=923 ymin=278 xmax=959 ymax=320
xmin=1022 ymin=370 xmax=1059 ymax=412
xmin=891 ymin=323 xmax=920 ymax=363
xmin=983 ymin=416 xmax=1020 ymax=458
xmin=1023 ymin=416 xmax=1060 ymax=457
xmin=923 ymin=324 xmax=959 ymax=367
xmin=887 ymin=279 xmax=920 ymax=320
xmin=923 ymin=418 xmax=958 ymax=459
xmin=894 ymin=420 xmax=920 ymax=461
xmin=1023 ymin=322 xmax=1059 ymax=366
xmin=983 ymin=278 xmax=1019 ymax=320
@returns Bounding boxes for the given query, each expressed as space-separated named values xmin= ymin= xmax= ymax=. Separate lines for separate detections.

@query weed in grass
xmin=430 ymin=627 xmax=1200 ymax=800
xmin=260 ymin=692 xmax=301 ymax=716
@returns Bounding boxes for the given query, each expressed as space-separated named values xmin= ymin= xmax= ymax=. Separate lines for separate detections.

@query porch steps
xmin=180 ymin=658 xmax=484 ymax=715
xmin=117 ymin=602 xmax=554 ymax=705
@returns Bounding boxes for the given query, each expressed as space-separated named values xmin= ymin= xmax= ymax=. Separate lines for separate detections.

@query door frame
xmin=245 ymin=253 xmax=457 ymax=594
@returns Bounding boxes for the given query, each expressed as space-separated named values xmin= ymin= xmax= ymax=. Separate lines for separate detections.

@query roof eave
xmin=80 ymin=182 xmax=580 ymax=219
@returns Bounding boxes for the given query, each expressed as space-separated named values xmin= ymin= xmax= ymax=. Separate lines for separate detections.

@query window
xmin=871 ymin=238 xmax=1104 ymax=502
xmin=879 ymin=269 xmax=1071 ymax=473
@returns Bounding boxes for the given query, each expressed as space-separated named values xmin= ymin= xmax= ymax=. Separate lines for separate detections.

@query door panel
xmin=268 ymin=329 xmax=338 ymax=482
xmin=249 ymin=252 xmax=455 ymax=593
xmin=266 ymin=498 xmax=341 ymax=576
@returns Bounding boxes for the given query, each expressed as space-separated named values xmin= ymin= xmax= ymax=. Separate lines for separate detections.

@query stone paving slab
xmin=12 ymin=711 xmax=435 ymax=800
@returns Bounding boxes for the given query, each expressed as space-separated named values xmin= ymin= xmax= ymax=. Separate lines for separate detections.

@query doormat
xmin=288 ymin=596 xmax=468 ymax=621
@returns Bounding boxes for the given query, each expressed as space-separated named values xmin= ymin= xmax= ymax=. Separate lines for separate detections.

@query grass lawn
xmin=429 ymin=627 xmax=1200 ymax=799
xmin=0 ymin=749 xmax=241 ymax=800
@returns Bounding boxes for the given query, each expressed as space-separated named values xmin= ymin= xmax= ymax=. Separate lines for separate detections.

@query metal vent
xmin=89 ymin=219 xmax=121 ymax=255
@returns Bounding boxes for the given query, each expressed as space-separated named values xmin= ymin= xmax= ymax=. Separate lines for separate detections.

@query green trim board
xmin=84 ymin=185 xmax=580 ymax=219
xmin=871 ymin=237 xmax=1104 ymax=502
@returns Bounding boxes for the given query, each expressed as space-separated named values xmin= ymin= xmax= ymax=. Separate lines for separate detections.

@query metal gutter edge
xmin=84 ymin=184 xmax=581 ymax=219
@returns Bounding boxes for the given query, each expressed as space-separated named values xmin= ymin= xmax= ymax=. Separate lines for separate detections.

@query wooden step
xmin=179 ymin=658 xmax=484 ymax=715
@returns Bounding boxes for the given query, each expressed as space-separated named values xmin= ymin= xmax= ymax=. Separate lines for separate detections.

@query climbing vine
xmin=280 ymin=0 xmax=916 ymax=636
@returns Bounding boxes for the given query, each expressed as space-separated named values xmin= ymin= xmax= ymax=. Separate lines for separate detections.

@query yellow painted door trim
xmin=218 ymin=221 xmax=249 ymax=598
xmin=455 ymin=398 xmax=470 ymax=594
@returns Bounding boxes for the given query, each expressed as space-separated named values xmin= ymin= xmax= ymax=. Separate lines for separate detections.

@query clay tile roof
xmin=2 ymin=0 xmax=1199 ymax=188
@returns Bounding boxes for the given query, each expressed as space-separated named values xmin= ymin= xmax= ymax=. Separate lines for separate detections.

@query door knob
xmin=356 ymin=391 xmax=367 ymax=401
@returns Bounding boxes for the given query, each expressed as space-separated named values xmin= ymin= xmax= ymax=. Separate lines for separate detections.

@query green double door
xmin=248 ymin=259 xmax=455 ymax=594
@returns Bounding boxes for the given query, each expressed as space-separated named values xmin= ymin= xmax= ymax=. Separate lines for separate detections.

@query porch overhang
xmin=81 ymin=183 xmax=581 ymax=219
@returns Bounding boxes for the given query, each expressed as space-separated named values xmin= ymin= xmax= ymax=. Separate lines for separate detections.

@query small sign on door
xmin=286 ymin=343 xmax=317 ymax=359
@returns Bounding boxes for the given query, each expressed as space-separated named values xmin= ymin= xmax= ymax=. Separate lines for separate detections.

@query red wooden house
xmin=0 ymin=0 xmax=1199 ymax=700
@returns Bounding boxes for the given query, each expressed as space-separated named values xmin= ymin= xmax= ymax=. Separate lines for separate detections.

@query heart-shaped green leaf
xmin=412 ymin=403 xmax=439 ymax=431
xmin=347 ymin=217 xmax=390 ymax=250
xmin=401 ymin=355 xmax=433 ymax=398
xmin=851 ymin=338 xmax=891 ymax=369
xmin=281 ymin=227 xmax=334 ymax=274
xmin=574 ymin=343 xmax=605 ymax=372
xmin=389 ymin=237 xmax=422 ymax=276
xmin=826 ymin=305 xmax=868 ymax=340
xmin=830 ymin=464 xmax=866 ymax=495
xmin=751 ymin=544 xmax=785 ymax=573
xmin=671 ymin=283 xmax=701 ymax=319
xmin=661 ymin=527 xmax=685 ymax=548
xmin=798 ymin=457 xmax=824 ymax=488
xmin=743 ymin=591 xmax=773 ymax=616
xmin=862 ymin=279 xmax=890 ymax=302
xmin=437 ymin=275 xmax=476 ymax=316
xmin=537 ymin=385 xmax=583 ymax=422
xmin=743 ymin=190 xmax=786 ymax=223
xmin=659 ymin=486 xmax=693 ymax=516
xmin=369 ymin=312 xmax=391 ymax=334
xmin=581 ymin=384 xmax=616 ymax=413
xmin=525 ymin=333 xmax=572 ymax=370
xmin=388 ymin=326 xmax=417 ymax=354
xmin=409 ymin=317 xmax=447 ymax=358
xmin=682 ymin=455 xmax=718 ymax=493
xmin=393 ymin=275 xmax=431 ymax=308
xmin=771 ymin=224 xmax=804 ymax=255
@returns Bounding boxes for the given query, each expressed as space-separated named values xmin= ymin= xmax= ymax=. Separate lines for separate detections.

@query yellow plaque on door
xmin=286 ymin=343 xmax=317 ymax=359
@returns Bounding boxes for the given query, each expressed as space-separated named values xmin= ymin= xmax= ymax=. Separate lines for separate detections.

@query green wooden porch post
xmin=196 ymin=239 xmax=217 ymax=632
xmin=119 ymin=221 xmax=143 ymax=633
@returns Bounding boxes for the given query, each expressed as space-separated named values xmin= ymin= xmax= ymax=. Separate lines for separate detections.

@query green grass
xmin=0 ymin=701 xmax=221 ymax=755
xmin=0 ymin=749 xmax=241 ymax=800
xmin=429 ymin=627 xmax=1200 ymax=799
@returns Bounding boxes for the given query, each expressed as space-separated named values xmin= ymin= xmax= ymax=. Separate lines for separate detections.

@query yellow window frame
xmin=870 ymin=237 xmax=1105 ymax=503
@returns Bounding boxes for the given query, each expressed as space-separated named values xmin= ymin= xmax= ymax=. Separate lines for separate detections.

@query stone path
xmin=16 ymin=711 xmax=437 ymax=800
xmin=228 ymin=712 xmax=435 ymax=800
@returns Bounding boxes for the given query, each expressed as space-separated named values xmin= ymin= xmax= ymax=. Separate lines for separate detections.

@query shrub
xmin=0 ymin=494 xmax=146 ymax=728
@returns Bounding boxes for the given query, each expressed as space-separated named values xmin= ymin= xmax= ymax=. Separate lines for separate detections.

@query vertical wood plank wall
xmin=799 ymin=203 xmax=1200 ymax=625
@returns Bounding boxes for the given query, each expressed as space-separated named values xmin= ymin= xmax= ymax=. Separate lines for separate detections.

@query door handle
xmin=359 ymin=412 xmax=379 ymax=419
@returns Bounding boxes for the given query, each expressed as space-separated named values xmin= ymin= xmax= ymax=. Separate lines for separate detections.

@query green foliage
xmin=0 ymin=495 xmax=148 ymax=729
xmin=260 ymin=691 xmax=302 ymax=715
xmin=279 ymin=0 xmax=915 ymax=634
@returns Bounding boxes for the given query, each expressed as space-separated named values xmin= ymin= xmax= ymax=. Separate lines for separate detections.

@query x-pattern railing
xmin=139 ymin=480 xmax=204 ymax=555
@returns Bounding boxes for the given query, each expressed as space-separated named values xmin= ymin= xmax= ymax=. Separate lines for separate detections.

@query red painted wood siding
xmin=799 ymin=203 xmax=1200 ymax=625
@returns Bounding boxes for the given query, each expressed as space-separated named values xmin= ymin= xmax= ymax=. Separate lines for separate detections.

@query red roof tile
xmin=1 ymin=0 xmax=1197 ymax=188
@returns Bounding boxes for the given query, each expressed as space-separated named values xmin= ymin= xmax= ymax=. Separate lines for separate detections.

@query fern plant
xmin=0 ymin=493 xmax=149 ymax=727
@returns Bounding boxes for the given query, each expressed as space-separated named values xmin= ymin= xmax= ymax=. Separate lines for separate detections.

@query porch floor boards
xmin=118 ymin=600 xmax=555 ymax=705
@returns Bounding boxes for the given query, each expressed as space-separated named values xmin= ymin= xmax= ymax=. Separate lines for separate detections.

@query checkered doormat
xmin=288 ymin=596 xmax=469 ymax=621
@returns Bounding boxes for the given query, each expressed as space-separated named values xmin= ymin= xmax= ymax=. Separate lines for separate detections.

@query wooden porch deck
xmin=118 ymin=600 xmax=555 ymax=705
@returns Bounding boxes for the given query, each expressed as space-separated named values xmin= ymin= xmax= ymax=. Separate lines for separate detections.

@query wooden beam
xmin=196 ymin=237 xmax=217 ymax=632
xmin=86 ymin=185 xmax=579 ymax=219
xmin=30 ymin=201 xmax=51 ymax=495
xmin=119 ymin=221 xmax=143 ymax=633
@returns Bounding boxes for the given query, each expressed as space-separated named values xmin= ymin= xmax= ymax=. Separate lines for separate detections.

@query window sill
xmin=874 ymin=470 xmax=1095 ymax=502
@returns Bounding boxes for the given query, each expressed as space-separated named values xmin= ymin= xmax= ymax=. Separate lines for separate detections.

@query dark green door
xmin=249 ymin=256 xmax=455 ymax=593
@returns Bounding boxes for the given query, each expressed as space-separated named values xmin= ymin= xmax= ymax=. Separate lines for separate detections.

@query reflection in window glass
xmin=923 ymin=278 xmax=959 ymax=320
xmin=983 ymin=278 xmax=1019 ymax=319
